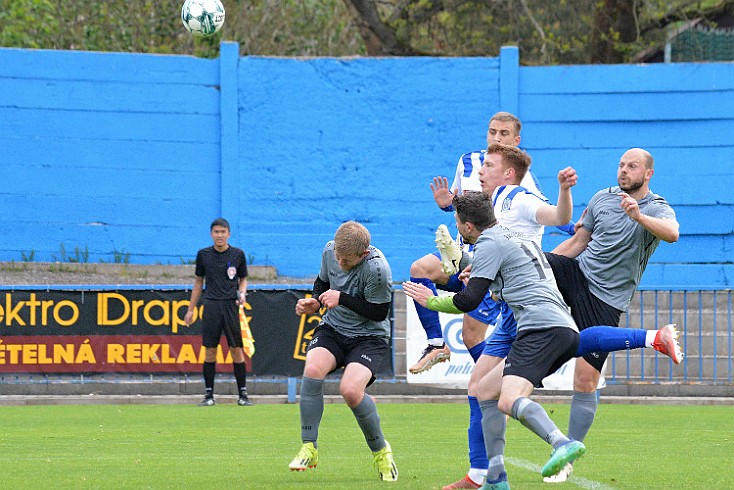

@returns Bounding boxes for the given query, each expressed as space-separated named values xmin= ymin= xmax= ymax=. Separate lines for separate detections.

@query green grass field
xmin=0 ymin=402 xmax=731 ymax=489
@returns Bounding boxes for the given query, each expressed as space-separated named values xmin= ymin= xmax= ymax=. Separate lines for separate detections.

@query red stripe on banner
xmin=0 ymin=335 xmax=251 ymax=374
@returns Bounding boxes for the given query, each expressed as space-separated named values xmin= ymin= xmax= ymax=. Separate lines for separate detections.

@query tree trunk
xmin=590 ymin=0 xmax=639 ymax=64
xmin=342 ymin=0 xmax=420 ymax=55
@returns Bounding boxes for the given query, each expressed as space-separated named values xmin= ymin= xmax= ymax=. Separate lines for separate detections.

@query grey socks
xmin=350 ymin=394 xmax=385 ymax=452
xmin=299 ymin=376 xmax=324 ymax=446
xmin=479 ymin=399 xmax=507 ymax=481
xmin=568 ymin=391 xmax=597 ymax=442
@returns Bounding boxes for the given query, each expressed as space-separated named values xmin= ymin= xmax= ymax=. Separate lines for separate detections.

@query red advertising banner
xmin=0 ymin=289 xmax=394 ymax=377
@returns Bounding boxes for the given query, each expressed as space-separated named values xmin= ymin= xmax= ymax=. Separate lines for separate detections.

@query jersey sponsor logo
xmin=502 ymin=197 xmax=513 ymax=212
xmin=227 ymin=266 xmax=236 ymax=280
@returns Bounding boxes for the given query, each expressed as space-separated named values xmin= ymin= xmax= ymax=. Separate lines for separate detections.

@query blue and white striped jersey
xmin=449 ymin=150 xmax=548 ymax=251
xmin=449 ymin=150 xmax=547 ymax=198
xmin=491 ymin=185 xmax=548 ymax=247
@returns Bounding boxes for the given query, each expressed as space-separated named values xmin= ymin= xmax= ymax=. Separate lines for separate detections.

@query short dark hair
xmin=210 ymin=217 xmax=230 ymax=230
xmin=453 ymin=191 xmax=496 ymax=230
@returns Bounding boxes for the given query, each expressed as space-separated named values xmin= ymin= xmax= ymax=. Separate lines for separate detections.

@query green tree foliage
xmin=0 ymin=0 xmax=732 ymax=63
xmin=0 ymin=0 xmax=364 ymax=58
xmin=345 ymin=0 xmax=734 ymax=63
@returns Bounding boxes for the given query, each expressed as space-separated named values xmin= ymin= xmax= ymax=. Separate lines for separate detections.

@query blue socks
xmin=468 ymin=396 xmax=488 ymax=470
xmin=576 ymin=326 xmax=646 ymax=357
xmin=410 ymin=276 xmax=443 ymax=340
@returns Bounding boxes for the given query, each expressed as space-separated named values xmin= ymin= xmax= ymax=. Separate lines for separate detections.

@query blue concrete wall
xmin=1 ymin=43 xmax=733 ymax=287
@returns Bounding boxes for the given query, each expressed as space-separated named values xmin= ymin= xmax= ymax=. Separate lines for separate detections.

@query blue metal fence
xmin=611 ymin=288 xmax=733 ymax=385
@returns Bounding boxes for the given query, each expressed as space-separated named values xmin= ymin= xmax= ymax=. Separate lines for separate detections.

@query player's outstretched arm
xmin=403 ymin=277 xmax=489 ymax=314
xmin=552 ymin=226 xmax=591 ymax=258
xmin=535 ymin=167 xmax=576 ymax=227
xmin=619 ymin=192 xmax=679 ymax=243
xmin=430 ymin=176 xmax=456 ymax=210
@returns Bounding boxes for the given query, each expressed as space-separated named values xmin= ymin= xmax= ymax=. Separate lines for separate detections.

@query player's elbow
xmin=662 ymin=222 xmax=680 ymax=243
xmin=663 ymin=229 xmax=679 ymax=243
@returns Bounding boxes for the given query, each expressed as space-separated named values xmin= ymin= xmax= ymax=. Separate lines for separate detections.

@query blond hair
xmin=490 ymin=111 xmax=522 ymax=135
xmin=334 ymin=221 xmax=371 ymax=257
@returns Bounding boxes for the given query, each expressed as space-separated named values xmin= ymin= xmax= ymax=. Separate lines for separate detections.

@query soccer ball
xmin=181 ymin=0 xmax=225 ymax=37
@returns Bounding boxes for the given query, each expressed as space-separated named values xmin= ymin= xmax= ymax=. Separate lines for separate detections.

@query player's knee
xmin=467 ymin=378 xmax=479 ymax=397
xmin=204 ymin=348 xmax=217 ymax=363
xmin=230 ymin=348 xmax=245 ymax=364
xmin=409 ymin=258 xmax=430 ymax=277
xmin=474 ymin=383 xmax=500 ymax=405
xmin=573 ymin=371 xmax=600 ymax=391
xmin=339 ymin=383 xmax=363 ymax=406
xmin=497 ymin=396 xmax=515 ymax=416
xmin=303 ymin=364 xmax=323 ymax=379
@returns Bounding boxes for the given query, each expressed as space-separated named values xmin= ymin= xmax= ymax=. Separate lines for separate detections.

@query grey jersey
xmin=578 ymin=187 xmax=676 ymax=311
xmin=471 ymin=225 xmax=577 ymax=334
xmin=318 ymin=241 xmax=393 ymax=340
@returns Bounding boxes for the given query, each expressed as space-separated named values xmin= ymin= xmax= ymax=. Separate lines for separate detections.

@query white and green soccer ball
xmin=181 ymin=0 xmax=225 ymax=37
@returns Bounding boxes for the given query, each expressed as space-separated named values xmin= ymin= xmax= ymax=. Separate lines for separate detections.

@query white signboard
xmin=405 ymin=297 xmax=605 ymax=390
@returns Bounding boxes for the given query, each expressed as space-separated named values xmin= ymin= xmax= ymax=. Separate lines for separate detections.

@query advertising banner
xmin=405 ymin=295 xmax=603 ymax=390
xmin=0 ymin=289 xmax=393 ymax=377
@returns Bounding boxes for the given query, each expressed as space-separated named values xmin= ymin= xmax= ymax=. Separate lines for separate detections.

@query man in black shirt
xmin=184 ymin=218 xmax=250 ymax=406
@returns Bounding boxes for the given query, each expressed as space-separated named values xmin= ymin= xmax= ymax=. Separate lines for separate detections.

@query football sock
xmin=468 ymin=396 xmax=489 ymax=471
xmin=232 ymin=361 xmax=247 ymax=394
xmin=410 ymin=276 xmax=443 ymax=340
xmin=576 ymin=326 xmax=647 ymax=356
xmin=467 ymin=469 xmax=486 ymax=486
xmin=350 ymin=394 xmax=385 ymax=452
xmin=479 ymin=399 xmax=506 ymax=481
xmin=299 ymin=376 xmax=324 ymax=447
xmin=203 ymin=361 xmax=216 ymax=398
xmin=645 ymin=330 xmax=657 ymax=348
xmin=511 ymin=397 xmax=566 ymax=446
xmin=568 ymin=391 xmax=597 ymax=442
xmin=468 ymin=341 xmax=486 ymax=362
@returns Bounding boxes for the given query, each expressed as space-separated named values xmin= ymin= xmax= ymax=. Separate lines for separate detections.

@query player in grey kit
xmin=289 ymin=221 xmax=398 ymax=482
xmin=404 ymin=192 xmax=586 ymax=489
xmin=543 ymin=147 xmax=679 ymax=480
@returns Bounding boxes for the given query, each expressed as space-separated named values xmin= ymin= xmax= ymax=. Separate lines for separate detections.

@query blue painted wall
xmin=1 ymin=43 xmax=733 ymax=287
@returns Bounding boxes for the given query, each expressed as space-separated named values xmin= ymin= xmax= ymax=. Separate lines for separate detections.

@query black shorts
xmin=307 ymin=323 xmax=389 ymax=387
xmin=545 ymin=252 xmax=623 ymax=371
xmin=201 ymin=300 xmax=243 ymax=349
xmin=504 ymin=327 xmax=579 ymax=388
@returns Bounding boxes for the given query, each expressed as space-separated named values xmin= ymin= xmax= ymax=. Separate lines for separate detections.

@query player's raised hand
xmin=557 ymin=167 xmax=578 ymax=189
xmin=402 ymin=281 xmax=433 ymax=307
xmin=618 ymin=192 xmax=641 ymax=220
xmin=430 ymin=177 xmax=455 ymax=209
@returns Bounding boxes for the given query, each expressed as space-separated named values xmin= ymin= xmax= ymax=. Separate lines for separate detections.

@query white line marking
xmin=505 ymin=457 xmax=616 ymax=489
